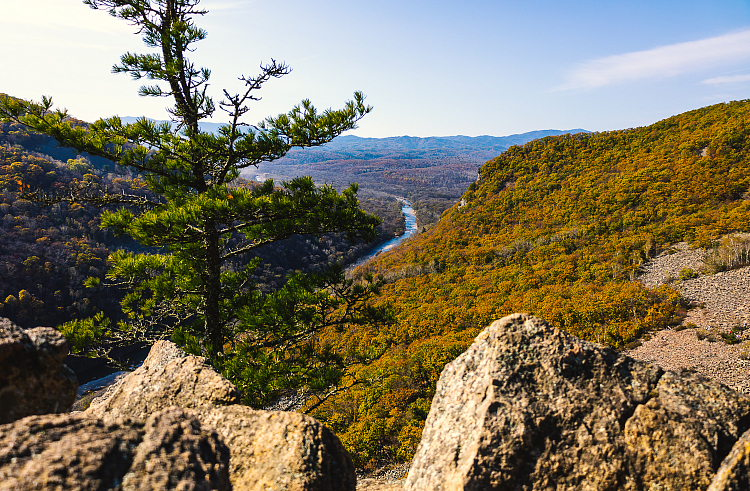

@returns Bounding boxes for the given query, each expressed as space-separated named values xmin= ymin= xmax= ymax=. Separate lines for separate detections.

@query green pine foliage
xmin=316 ymin=100 xmax=750 ymax=467
xmin=0 ymin=0 xmax=385 ymax=407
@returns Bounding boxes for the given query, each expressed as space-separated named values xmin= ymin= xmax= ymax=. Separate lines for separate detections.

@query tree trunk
xmin=204 ymin=222 xmax=223 ymax=360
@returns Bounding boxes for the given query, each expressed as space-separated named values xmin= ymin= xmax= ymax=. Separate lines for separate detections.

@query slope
xmin=310 ymin=100 xmax=750 ymax=467
xmin=251 ymin=130 xmax=588 ymax=228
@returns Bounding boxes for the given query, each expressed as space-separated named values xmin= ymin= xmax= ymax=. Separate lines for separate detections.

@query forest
xmin=4 ymin=94 xmax=750 ymax=470
xmin=302 ymin=100 xmax=750 ymax=468
xmin=0 ymin=117 xmax=404 ymax=331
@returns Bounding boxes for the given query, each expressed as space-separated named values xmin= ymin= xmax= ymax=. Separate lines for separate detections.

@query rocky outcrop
xmin=405 ymin=313 xmax=750 ymax=491
xmin=0 ymin=407 xmax=230 ymax=491
xmin=0 ymin=318 xmax=77 ymax=424
xmin=18 ymin=312 xmax=750 ymax=490
xmin=199 ymin=406 xmax=355 ymax=491
xmin=708 ymin=428 xmax=750 ymax=491
xmin=85 ymin=340 xmax=240 ymax=421
xmin=84 ymin=340 xmax=355 ymax=491
xmin=0 ymin=337 xmax=355 ymax=490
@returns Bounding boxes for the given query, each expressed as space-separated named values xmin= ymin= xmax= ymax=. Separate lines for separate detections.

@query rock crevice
xmin=405 ymin=314 xmax=750 ymax=491
xmin=0 ymin=325 xmax=356 ymax=491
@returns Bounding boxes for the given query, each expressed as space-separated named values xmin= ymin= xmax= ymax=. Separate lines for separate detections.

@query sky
xmin=3 ymin=0 xmax=750 ymax=138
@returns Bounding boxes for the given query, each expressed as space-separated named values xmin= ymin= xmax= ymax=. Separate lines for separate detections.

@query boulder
xmin=0 ymin=407 xmax=230 ymax=491
xmin=87 ymin=340 xmax=357 ymax=491
xmin=708 ymin=428 xmax=750 ymax=491
xmin=121 ymin=407 xmax=231 ymax=491
xmin=85 ymin=340 xmax=240 ymax=422
xmin=199 ymin=405 xmax=356 ymax=491
xmin=0 ymin=318 xmax=77 ymax=424
xmin=404 ymin=313 xmax=750 ymax=491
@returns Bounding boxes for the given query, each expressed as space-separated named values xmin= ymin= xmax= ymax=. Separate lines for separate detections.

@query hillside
xmin=0 ymin=120 xmax=138 ymax=328
xmin=0 ymin=117 xmax=401 ymax=331
xmin=308 ymin=101 xmax=750 ymax=467
xmin=250 ymin=131 xmax=587 ymax=228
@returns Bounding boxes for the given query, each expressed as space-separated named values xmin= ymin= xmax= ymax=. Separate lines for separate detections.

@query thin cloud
xmin=702 ymin=74 xmax=750 ymax=84
xmin=557 ymin=29 xmax=750 ymax=91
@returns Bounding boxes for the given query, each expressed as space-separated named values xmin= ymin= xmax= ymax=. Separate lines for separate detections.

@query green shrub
xmin=740 ymin=341 xmax=750 ymax=360
xmin=624 ymin=340 xmax=642 ymax=350
xmin=696 ymin=328 xmax=722 ymax=342
xmin=678 ymin=322 xmax=697 ymax=332
xmin=678 ymin=268 xmax=698 ymax=281
xmin=721 ymin=331 xmax=741 ymax=345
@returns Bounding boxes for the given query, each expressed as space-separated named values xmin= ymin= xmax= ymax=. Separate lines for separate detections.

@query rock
xmin=623 ymin=370 xmax=750 ymax=489
xmin=198 ymin=405 xmax=356 ymax=491
xmin=356 ymin=480 xmax=404 ymax=491
xmin=86 ymin=340 xmax=241 ymax=422
xmin=0 ymin=413 xmax=142 ymax=491
xmin=122 ymin=407 xmax=231 ymax=491
xmin=0 ymin=407 xmax=230 ymax=491
xmin=87 ymin=340 xmax=357 ymax=491
xmin=708 ymin=428 xmax=750 ymax=491
xmin=405 ymin=313 xmax=750 ymax=491
xmin=0 ymin=318 xmax=77 ymax=424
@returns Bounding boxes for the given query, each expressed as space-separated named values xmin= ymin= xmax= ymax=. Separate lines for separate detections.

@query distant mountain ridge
xmin=296 ymin=131 xmax=590 ymax=152
xmin=116 ymin=117 xmax=587 ymax=162
xmin=322 ymin=131 xmax=590 ymax=151
xmin=271 ymin=131 xmax=589 ymax=165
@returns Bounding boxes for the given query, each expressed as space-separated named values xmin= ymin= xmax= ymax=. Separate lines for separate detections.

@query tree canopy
xmin=0 ymin=0 xmax=384 ymax=405
xmin=312 ymin=100 xmax=750 ymax=465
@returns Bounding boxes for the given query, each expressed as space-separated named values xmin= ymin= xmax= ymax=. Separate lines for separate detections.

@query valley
xmin=246 ymin=130 xmax=587 ymax=230
xmin=3 ymin=97 xmax=750 ymax=470
xmin=4 ymin=0 xmax=750 ymax=487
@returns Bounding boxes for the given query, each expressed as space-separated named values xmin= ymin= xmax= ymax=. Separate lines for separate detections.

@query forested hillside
xmin=251 ymin=131 xmax=586 ymax=228
xmin=0 ymin=120 xmax=139 ymax=327
xmin=309 ymin=101 xmax=750 ymax=468
xmin=0 ymin=117 xmax=402 ymax=329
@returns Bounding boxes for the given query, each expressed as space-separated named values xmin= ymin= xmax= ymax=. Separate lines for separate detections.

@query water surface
xmin=352 ymin=197 xmax=417 ymax=268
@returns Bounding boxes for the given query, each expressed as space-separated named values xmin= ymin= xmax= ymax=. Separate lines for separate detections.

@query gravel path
xmin=626 ymin=243 xmax=750 ymax=393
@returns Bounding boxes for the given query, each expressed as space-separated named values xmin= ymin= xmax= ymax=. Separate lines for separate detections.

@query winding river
xmin=78 ymin=197 xmax=418 ymax=391
xmin=351 ymin=197 xmax=418 ymax=268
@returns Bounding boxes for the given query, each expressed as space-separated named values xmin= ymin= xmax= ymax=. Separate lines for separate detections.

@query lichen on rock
xmin=405 ymin=313 xmax=750 ymax=491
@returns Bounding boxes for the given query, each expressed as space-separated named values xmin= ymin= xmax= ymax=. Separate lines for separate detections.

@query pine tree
xmin=0 ymin=0 xmax=383 ymax=403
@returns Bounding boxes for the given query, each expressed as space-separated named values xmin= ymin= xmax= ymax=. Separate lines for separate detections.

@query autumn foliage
xmin=312 ymin=101 xmax=750 ymax=467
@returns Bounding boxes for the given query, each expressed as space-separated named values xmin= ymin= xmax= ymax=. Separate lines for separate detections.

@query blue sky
xmin=3 ymin=0 xmax=750 ymax=137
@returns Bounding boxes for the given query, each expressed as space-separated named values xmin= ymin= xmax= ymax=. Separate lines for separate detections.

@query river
xmin=76 ymin=197 xmax=418 ymax=393
xmin=351 ymin=197 xmax=418 ymax=268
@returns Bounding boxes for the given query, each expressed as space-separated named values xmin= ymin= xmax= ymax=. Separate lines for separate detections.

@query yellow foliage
xmin=317 ymin=100 xmax=750 ymax=465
